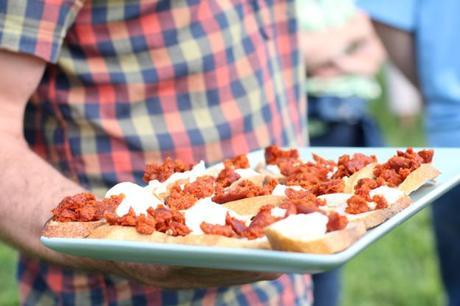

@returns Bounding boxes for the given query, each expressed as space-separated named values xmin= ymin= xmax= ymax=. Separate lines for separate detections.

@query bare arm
xmin=371 ymin=21 xmax=419 ymax=87
xmin=0 ymin=50 xmax=89 ymax=265
xmin=0 ymin=50 xmax=278 ymax=288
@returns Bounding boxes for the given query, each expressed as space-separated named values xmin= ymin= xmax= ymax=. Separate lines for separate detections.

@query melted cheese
xmin=147 ymin=161 xmax=207 ymax=196
xmin=266 ymin=164 xmax=281 ymax=176
xmin=235 ymin=168 xmax=260 ymax=179
xmin=105 ymin=182 xmax=162 ymax=217
xmin=271 ymin=207 xmax=287 ymax=218
xmin=269 ymin=213 xmax=328 ymax=241
xmin=318 ymin=193 xmax=352 ymax=207
xmin=271 ymin=184 xmax=303 ymax=196
xmin=369 ymin=186 xmax=404 ymax=204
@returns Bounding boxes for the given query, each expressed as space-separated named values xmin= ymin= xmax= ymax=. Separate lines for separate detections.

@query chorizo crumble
xmin=373 ymin=148 xmax=434 ymax=187
xmin=265 ymin=145 xmax=299 ymax=165
xmin=143 ymin=157 xmax=192 ymax=182
xmin=52 ymin=193 xmax=123 ymax=222
xmin=332 ymin=153 xmax=376 ymax=179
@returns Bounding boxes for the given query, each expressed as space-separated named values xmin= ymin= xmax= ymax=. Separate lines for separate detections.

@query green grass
xmin=0 ymin=95 xmax=444 ymax=306
xmin=0 ymin=244 xmax=18 ymax=305
xmin=342 ymin=96 xmax=444 ymax=306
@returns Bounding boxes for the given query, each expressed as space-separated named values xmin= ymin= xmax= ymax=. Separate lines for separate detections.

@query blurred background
xmin=0 ymin=67 xmax=443 ymax=305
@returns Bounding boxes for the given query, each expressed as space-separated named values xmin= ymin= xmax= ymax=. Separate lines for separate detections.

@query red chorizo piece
xmin=332 ymin=153 xmax=376 ymax=179
xmin=52 ymin=192 xmax=97 ymax=222
xmin=53 ymin=192 xmax=123 ymax=222
xmin=242 ymin=205 xmax=283 ymax=240
xmin=265 ymin=145 xmax=299 ymax=165
xmin=94 ymin=195 xmax=124 ymax=220
xmin=225 ymin=213 xmax=248 ymax=235
xmin=183 ymin=176 xmax=216 ymax=199
xmin=327 ymin=212 xmax=348 ymax=232
xmin=78 ymin=205 xmax=97 ymax=222
xmin=373 ymin=168 xmax=402 ymax=187
xmin=165 ymin=184 xmax=198 ymax=210
xmin=117 ymin=208 xmax=137 ymax=226
xmin=284 ymin=158 xmax=332 ymax=188
xmin=279 ymin=201 xmax=298 ymax=216
xmin=372 ymin=195 xmax=388 ymax=210
xmin=148 ymin=207 xmax=185 ymax=232
xmin=103 ymin=211 xmax=119 ymax=225
xmin=216 ymin=168 xmax=241 ymax=188
xmin=200 ymin=222 xmax=237 ymax=238
xmin=285 ymin=188 xmax=326 ymax=207
xmin=345 ymin=195 xmax=369 ymax=214
xmin=286 ymin=199 xmax=321 ymax=215
xmin=143 ymin=157 xmax=192 ymax=182
xmin=262 ymin=177 xmax=279 ymax=194
xmin=136 ymin=214 xmax=156 ymax=235
xmin=312 ymin=153 xmax=337 ymax=173
xmin=374 ymin=148 xmax=434 ymax=186
xmin=212 ymin=180 xmax=271 ymax=204
xmin=418 ymin=149 xmax=434 ymax=163
xmin=354 ymin=178 xmax=383 ymax=201
xmin=312 ymin=179 xmax=345 ymax=196
xmin=167 ymin=221 xmax=191 ymax=236
xmin=277 ymin=159 xmax=301 ymax=177
xmin=223 ymin=155 xmax=250 ymax=169
xmin=104 ymin=205 xmax=191 ymax=236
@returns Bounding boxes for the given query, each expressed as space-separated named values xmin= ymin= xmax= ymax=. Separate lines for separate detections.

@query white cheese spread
xmin=271 ymin=207 xmax=287 ymax=218
xmin=266 ymin=164 xmax=281 ymax=176
xmin=268 ymin=213 xmax=328 ymax=241
xmin=147 ymin=160 xmax=206 ymax=196
xmin=105 ymin=182 xmax=162 ymax=217
xmin=369 ymin=185 xmax=404 ymax=204
xmin=271 ymin=184 xmax=303 ymax=196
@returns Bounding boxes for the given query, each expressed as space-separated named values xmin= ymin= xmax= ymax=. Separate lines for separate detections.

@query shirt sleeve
xmin=356 ymin=0 xmax=418 ymax=32
xmin=0 ymin=1 xmax=84 ymax=63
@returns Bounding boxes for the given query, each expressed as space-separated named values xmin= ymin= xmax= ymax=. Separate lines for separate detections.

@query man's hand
xmin=114 ymin=264 xmax=281 ymax=288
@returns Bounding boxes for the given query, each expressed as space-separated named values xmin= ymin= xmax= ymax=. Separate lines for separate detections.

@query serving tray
xmin=41 ymin=147 xmax=460 ymax=273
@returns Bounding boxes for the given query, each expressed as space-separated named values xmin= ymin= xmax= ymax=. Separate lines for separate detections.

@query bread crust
xmin=42 ymin=220 xmax=106 ymax=238
xmin=88 ymin=225 xmax=271 ymax=249
xmin=221 ymin=195 xmax=284 ymax=215
xmin=346 ymin=195 xmax=412 ymax=229
xmin=398 ymin=163 xmax=441 ymax=195
xmin=343 ymin=163 xmax=377 ymax=193
xmin=265 ymin=222 xmax=366 ymax=254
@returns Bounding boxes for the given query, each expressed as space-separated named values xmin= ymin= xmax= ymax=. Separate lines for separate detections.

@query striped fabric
xmin=0 ymin=0 xmax=310 ymax=305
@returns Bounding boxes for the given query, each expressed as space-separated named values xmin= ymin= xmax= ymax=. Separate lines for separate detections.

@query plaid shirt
xmin=0 ymin=0 xmax=310 ymax=305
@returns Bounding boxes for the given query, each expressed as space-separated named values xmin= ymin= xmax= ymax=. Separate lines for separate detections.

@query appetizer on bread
xmin=42 ymin=146 xmax=440 ymax=255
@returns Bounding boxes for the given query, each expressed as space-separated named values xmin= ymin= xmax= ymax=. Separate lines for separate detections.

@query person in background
xmin=385 ymin=63 xmax=422 ymax=128
xmin=297 ymin=1 xmax=385 ymax=305
xmin=0 ymin=1 xmax=311 ymax=305
xmin=357 ymin=1 xmax=460 ymax=305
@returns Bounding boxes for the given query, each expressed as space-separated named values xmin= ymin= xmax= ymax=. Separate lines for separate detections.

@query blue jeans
xmin=427 ymin=129 xmax=460 ymax=306
xmin=308 ymin=95 xmax=384 ymax=306
xmin=432 ymin=186 xmax=460 ymax=306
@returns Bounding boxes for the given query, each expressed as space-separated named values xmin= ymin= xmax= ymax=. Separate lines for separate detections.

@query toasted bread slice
xmin=228 ymin=174 xmax=267 ymax=189
xmin=399 ymin=163 xmax=441 ymax=195
xmin=265 ymin=218 xmax=366 ymax=254
xmin=254 ymin=162 xmax=285 ymax=180
xmin=347 ymin=195 xmax=413 ymax=229
xmin=88 ymin=225 xmax=270 ymax=249
xmin=343 ymin=163 xmax=377 ymax=193
xmin=42 ymin=220 xmax=106 ymax=238
xmin=222 ymin=195 xmax=284 ymax=215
